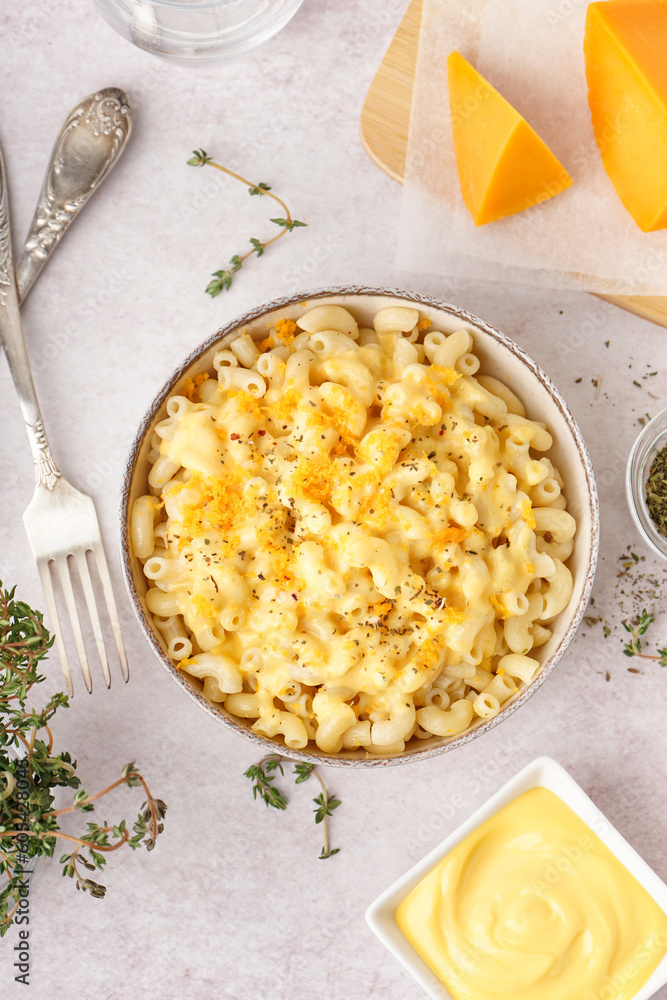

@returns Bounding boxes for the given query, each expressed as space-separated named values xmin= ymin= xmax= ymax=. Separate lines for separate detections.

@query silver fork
xmin=0 ymin=145 xmax=128 ymax=695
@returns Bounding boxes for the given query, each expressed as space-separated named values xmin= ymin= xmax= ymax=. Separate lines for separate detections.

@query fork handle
xmin=0 ymin=146 xmax=62 ymax=491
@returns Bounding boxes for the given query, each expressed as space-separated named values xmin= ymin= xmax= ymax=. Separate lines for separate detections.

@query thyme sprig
xmin=621 ymin=609 xmax=667 ymax=666
xmin=187 ymin=148 xmax=307 ymax=296
xmin=245 ymin=758 xmax=287 ymax=811
xmin=0 ymin=582 xmax=166 ymax=935
xmin=244 ymin=755 xmax=340 ymax=859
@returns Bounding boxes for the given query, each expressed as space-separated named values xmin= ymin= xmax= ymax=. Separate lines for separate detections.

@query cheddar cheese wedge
xmin=585 ymin=1 xmax=667 ymax=232
xmin=447 ymin=51 xmax=572 ymax=226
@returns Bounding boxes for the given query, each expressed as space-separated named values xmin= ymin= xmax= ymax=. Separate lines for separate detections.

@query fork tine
xmin=74 ymin=551 xmax=111 ymax=689
xmin=92 ymin=542 xmax=129 ymax=683
xmin=37 ymin=561 xmax=74 ymax=697
xmin=55 ymin=555 xmax=93 ymax=694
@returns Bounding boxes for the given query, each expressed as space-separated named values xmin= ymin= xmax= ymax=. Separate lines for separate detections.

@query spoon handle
xmin=15 ymin=87 xmax=132 ymax=305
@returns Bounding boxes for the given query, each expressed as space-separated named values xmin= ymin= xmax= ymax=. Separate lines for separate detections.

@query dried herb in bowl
xmin=646 ymin=444 xmax=667 ymax=537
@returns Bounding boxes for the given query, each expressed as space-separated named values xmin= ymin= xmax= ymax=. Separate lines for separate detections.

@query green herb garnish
xmin=0 ymin=582 xmax=166 ymax=935
xmin=244 ymin=758 xmax=287 ymax=810
xmin=244 ymin=755 xmax=341 ymax=859
xmin=187 ymin=149 xmax=307 ymax=296
xmin=621 ymin=608 xmax=667 ymax=666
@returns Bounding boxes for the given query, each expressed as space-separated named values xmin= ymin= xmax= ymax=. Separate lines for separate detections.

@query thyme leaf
xmin=243 ymin=761 xmax=287 ymax=810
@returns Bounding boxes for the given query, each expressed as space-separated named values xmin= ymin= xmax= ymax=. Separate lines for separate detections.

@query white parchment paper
xmin=397 ymin=0 xmax=667 ymax=294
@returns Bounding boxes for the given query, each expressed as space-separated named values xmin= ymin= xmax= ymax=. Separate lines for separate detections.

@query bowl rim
xmin=365 ymin=755 xmax=667 ymax=1000
xmin=119 ymin=285 xmax=600 ymax=768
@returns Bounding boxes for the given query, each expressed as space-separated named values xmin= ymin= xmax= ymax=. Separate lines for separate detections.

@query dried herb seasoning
xmin=646 ymin=443 xmax=667 ymax=537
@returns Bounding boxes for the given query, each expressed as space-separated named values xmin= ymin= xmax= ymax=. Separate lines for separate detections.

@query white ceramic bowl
xmin=120 ymin=287 xmax=599 ymax=766
xmin=367 ymin=756 xmax=667 ymax=1000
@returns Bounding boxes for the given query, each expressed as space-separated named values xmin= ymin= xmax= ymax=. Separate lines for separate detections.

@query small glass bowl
xmin=626 ymin=407 xmax=667 ymax=561
xmin=92 ymin=0 xmax=306 ymax=65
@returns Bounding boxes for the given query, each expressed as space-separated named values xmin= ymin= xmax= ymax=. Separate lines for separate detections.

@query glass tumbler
xmin=92 ymin=0 xmax=306 ymax=64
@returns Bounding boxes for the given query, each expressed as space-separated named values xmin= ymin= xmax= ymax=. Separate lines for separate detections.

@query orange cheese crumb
xmin=425 ymin=366 xmax=461 ymax=411
xmin=291 ymin=456 xmax=335 ymax=504
xmin=181 ymin=469 xmax=247 ymax=537
xmin=490 ymin=594 xmax=508 ymax=618
xmin=181 ymin=372 xmax=210 ymax=402
xmin=191 ymin=593 xmax=217 ymax=618
xmin=427 ymin=365 xmax=462 ymax=392
xmin=274 ymin=318 xmax=298 ymax=345
xmin=227 ymin=389 xmax=262 ymax=416
xmin=414 ymin=630 xmax=450 ymax=671
xmin=432 ymin=525 xmax=469 ymax=549
xmin=269 ymin=387 xmax=301 ymax=422
xmin=521 ymin=498 xmax=536 ymax=529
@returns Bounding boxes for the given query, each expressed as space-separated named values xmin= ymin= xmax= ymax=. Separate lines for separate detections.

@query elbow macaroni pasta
xmin=132 ymin=306 xmax=576 ymax=754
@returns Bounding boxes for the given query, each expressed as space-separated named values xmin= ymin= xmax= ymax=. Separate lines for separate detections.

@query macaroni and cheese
xmin=132 ymin=304 xmax=576 ymax=754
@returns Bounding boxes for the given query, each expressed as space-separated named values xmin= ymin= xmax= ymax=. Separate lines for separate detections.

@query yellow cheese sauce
xmin=396 ymin=788 xmax=667 ymax=1000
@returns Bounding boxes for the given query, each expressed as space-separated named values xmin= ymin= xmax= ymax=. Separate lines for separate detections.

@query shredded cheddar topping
xmin=273 ymin=318 xmax=298 ymax=345
xmin=181 ymin=372 xmax=210 ymax=402
xmin=521 ymin=498 xmax=536 ymax=529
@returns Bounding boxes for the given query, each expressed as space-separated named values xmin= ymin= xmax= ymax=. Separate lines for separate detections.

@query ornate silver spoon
xmin=15 ymin=87 xmax=132 ymax=304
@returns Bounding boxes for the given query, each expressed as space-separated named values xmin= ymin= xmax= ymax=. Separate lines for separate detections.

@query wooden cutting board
xmin=360 ymin=0 xmax=667 ymax=329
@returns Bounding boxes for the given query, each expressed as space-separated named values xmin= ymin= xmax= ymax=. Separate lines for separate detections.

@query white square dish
xmin=366 ymin=756 xmax=667 ymax=1000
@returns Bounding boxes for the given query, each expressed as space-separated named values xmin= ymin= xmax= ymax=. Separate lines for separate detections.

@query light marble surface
xmin=1 ymin=2 xmax=667 ymax=998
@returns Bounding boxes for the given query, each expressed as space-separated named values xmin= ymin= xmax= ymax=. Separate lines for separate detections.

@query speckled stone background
xmin=1 ymin=2 xmax=666 ymax=998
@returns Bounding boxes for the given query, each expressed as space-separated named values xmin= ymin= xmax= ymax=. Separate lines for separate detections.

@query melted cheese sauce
xmin=397 ymin=788 xmax=667 ymax=1000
